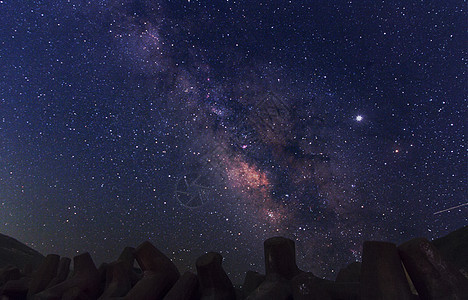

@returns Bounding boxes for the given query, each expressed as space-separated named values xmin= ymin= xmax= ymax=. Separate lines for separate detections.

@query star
xmin=355 ymin=115 xmax=363 ymax=122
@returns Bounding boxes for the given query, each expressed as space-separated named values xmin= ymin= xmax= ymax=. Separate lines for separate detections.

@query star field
xmin=0 ymin=0 xmax=466 ymax=283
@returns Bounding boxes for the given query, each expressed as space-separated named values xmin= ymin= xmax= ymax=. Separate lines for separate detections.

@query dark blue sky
xmin=0 ymin=0 xmax=466 ymax=282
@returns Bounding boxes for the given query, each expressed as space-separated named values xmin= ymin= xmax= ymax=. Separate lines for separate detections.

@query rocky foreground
xmin=0 ymin=227 xmax=467 ymax=300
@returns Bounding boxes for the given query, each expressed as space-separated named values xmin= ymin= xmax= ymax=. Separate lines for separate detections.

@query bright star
xmin=355 ymin=115 xmax=363 ymax=122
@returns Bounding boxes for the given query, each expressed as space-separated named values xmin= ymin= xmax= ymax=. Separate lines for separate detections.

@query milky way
xmin=0 ymin=0 xmax=466 ymax=282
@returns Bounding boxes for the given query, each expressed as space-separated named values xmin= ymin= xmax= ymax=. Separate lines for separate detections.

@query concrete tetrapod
xmin=46 ymin=257 xmax=71 ymax=289
xmin=291 ymin=272 xmax=330 ymax=300
xmin=0 ymin=266 xmax=22 ymax=287
xmin=98 ymin=261 xmax=132 ymax=299
xmin=1 ymin=276 xmax=30 ymax=299
xmin=242 ymin=271 xmax=265 ymax=297
xmin=196 ymin=252 xmax=235 ymax=300
xmin=34 ymin=252 xmax=100 ymax=300
xmin=28 ymin=254 xmax=60 ymax=297
xmin=360 ymin=241 xmax=414 ymax=300
xmin=263 ymin=237 xmax=301 ymax=281
xmin=163 ymin=271 xmax=200 ymax=300
xmin=122 ymin=241 xmax=180 ymax=300
xmin=245 ymin=273 xmax=292 ymax=300
xmin=398 ymin=238 xmax=468 ymax=300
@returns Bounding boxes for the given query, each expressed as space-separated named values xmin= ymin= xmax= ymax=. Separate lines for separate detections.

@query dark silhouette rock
xmin=432 ymin=225 xmax=468 ymax=276
xmin=0 ymin=265 xmax=22 ymax=286
xmin=291 ymin=272 xmax=330 ymax=300
xmin=163 ymin=271 xmax=199 ymax=300
xmin=0 ymin=276 xmax=30 ymax=299
xmin=196 ymin=252 xmax=235 ymax=300
xmin=245 ymin=274 xmax=291 ymax=300
xmin=28 ymin=254 xmax=60 ymax=297
xmin=335 ymin=262 xmax=361 ymax=283
xmin=360 ymin=241 xmax=414 ymax=300
xmin=34 ymin=252 xmax=100 ymax=300
xmin=263 ymin=237 xmax=301 ymax=280
xmin=399 ymin=238 xmax=468 ymax=300
xmin=0 ymin=233 xmax=44 ymax=272
xmin=99 ymin=261 xmax=132 ymax=299
xmin=46 ymin=257 xmax=71 ymax=289
xmin=242 ymin=271 xmax=265 ymax=297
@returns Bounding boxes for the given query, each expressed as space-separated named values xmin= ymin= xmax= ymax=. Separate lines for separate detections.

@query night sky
xmin=0 ymin=0 xmax=466 ymax=283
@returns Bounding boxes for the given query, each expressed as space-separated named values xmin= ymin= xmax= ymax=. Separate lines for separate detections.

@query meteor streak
xmin=433 ymin=203 xmax=468 ymax=215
